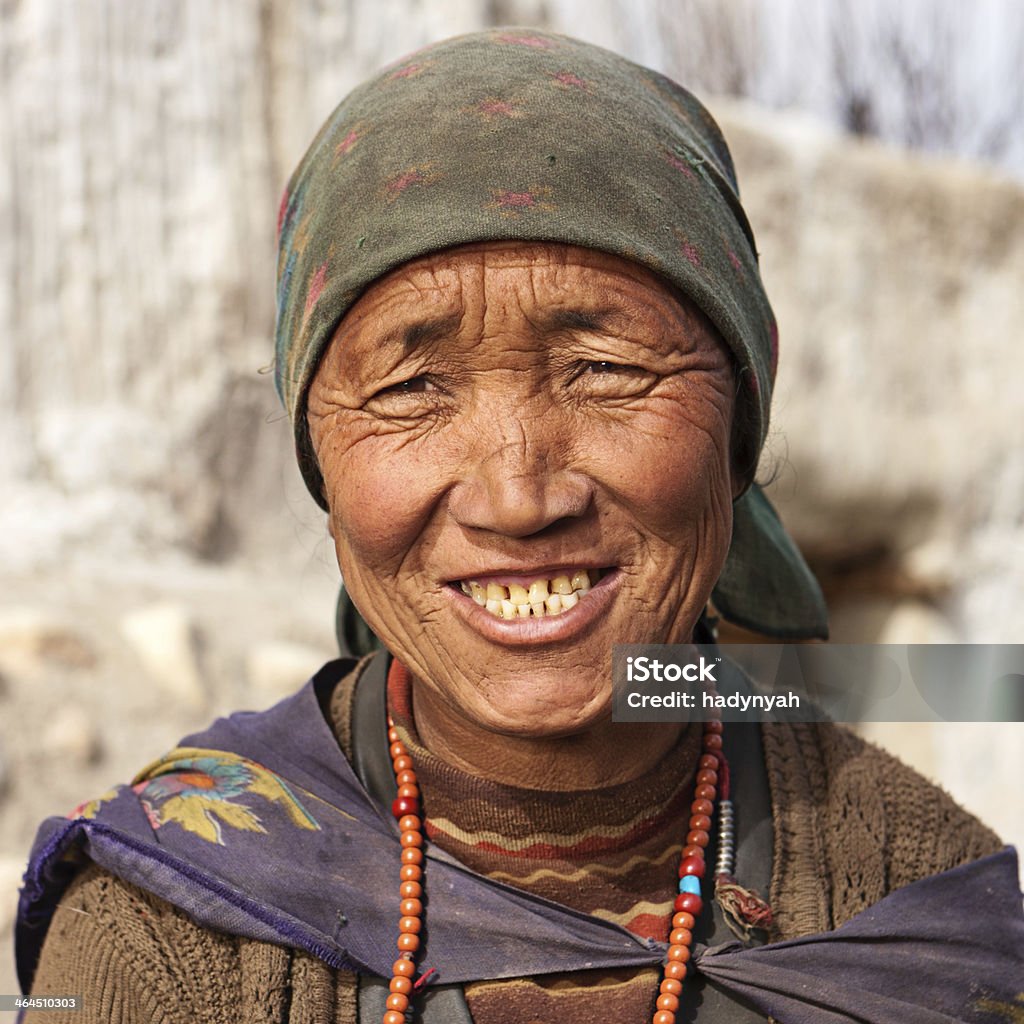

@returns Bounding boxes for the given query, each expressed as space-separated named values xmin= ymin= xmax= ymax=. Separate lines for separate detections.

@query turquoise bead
xmin=678 ymin=874 xmax=702 ymax=895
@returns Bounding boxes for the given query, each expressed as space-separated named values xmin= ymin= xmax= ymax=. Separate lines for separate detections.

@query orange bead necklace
xmin=382 ymin=707 xmax=726 ymax=1024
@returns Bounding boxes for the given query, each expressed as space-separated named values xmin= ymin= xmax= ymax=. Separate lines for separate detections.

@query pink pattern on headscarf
xmin=304 ymin=262 xmax=329 ymax=319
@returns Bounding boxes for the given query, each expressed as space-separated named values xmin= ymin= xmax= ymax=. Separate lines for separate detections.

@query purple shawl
xmin=16 ymin=671 xmax=1024 ymax=1021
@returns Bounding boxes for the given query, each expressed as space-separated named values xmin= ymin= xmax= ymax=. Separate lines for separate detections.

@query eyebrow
xmin=375 ymin=307 xmax=629 ymax=350
xmin=543 ymin=308 xmax=627 ymax=334
xmin=378 ymin=313 xmax=465 ymax=351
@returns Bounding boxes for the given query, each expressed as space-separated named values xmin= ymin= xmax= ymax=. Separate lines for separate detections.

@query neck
xmin=411 ymin=680 xmax=686 ymax=790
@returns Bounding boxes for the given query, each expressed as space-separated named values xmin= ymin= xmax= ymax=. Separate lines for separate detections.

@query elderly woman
xmin=16 ymin=28 xmax=1022 ymax=1024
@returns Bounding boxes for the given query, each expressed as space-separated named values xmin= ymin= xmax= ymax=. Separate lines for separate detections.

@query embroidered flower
xmin=333 ymin=127 xmax=361 ymax=160
xmin=467 ymin=98 xmax=522 ymax=121
xmin=550 ymin=70 xmax=591 ymax=92
xmin=388 ymin=60 xmax=433 ymax=80
xmin=383 ymin=164 xmax=439 ymax=203
xmin=68 ymin=787 xmax=121 ymax=820
xmin=130 ymin=747 xmax=321 ymax=846
xmin=486 ymin=186 xmax=555 ymax=217
xmin=679 ymin=240 xmax=701 ymax=267
xmin=493 ymin=32 xmax=555 ymax=49
xmin=303 ymin=260 xmax=329 ymax=321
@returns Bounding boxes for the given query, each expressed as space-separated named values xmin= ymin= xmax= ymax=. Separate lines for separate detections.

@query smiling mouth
xmin=455 ymin=569 xmax=607 ymax=619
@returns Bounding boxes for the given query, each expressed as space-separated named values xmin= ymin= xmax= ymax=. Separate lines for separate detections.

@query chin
xmin=470 ymin=682 xmax=613 ymax=739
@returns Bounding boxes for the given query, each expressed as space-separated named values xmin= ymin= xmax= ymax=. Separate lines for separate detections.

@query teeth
xmin=463 ymin=570 xmax=603 ymax=619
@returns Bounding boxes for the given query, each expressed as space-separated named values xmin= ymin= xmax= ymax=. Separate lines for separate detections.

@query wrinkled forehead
xmin=318 ymin=241 xmax=721 ymax=369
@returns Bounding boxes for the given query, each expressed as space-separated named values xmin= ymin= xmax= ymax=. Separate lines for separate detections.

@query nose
xmin=447 ymin=419 xmax=594 ymax=538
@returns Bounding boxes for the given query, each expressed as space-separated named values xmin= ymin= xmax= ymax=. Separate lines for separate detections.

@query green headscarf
xmin=274 ymin=28 xmax=827 ymax=639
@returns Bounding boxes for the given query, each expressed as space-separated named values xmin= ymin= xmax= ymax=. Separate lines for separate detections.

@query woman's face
xmin=307 ymin=242 xmax=738 ymax=739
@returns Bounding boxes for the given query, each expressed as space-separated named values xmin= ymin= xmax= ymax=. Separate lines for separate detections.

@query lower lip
xmin=442 ymin=570 xmax=622 ymax=647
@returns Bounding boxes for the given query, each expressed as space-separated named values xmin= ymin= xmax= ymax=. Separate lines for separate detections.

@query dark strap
xmin=350 ymin=651 xmax=475 ymax=1023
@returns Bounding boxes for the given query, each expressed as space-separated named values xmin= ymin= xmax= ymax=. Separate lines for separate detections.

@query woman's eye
xmin=378 ymin=376 xmax=437 ymax=396
xmin=584 ymin=361 xmax=635 ymax=374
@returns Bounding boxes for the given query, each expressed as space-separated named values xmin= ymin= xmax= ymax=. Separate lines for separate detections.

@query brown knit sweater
xmin=23 ymin=662 xmax=1001 ymax=1023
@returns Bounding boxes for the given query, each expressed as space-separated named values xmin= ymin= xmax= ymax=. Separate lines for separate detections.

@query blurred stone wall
xmin=2 ymin=0 xmax=1022 ymax=998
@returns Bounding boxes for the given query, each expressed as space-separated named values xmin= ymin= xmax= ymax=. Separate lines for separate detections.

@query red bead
xmin=702 ymin=734 xmax=723 ymax=752
xmin=401 ymin=847 xmax=423 ymax=864
xmin=393 ymin=755 xmax=414 ymax=773
xmin=705 ymin=719 xmax=723 ymax=734
xmin=689 ymin=814 xmax=711 ymax=832
xmin=398 ymin=814 xmax=421 ymax=833
xmin=397 ymin=784 xmax=420 ymax=799
xmin=389 ymin=742 xmax=406 ymax=759
xmin=386 ymin=993 xmax=409 ymax=1013
xmin=398 ymin=916 xmax=421 ymax=934
xmin=666 ymin=944 xmax=691 ymax=963
xmin=695 ymin=784 xmax=716 ymax=800
xmin=685 ymin=829 xmax=709 ymax=848
xmin=397 ymin=932 xmax=419 ymax=952
xmin=664 ymin=961 xmax=687 ymax=980
xmin=389 ymin=976 xmax=413 ymax=994
xmin=690 ymin=798 xmax=713 ymax=816
xmin=392 ymin=797 xmax=419 ymax=819
xmin=669 ymin=928 xmax=692 ymax=947
xmin=696 ymin=769 xmax=718 ymax=786
xmin=660 ymin=978 xmax=683 ymax=996
xmin=400 ymin=831 xmax=423 ymax=848
xmin=400 ymin=881 xmax=422 ymax=899
xmin=699 ymin=754 xmax=719 ymax=770
xmin=676 ymin=893 xmax=703 ymax=916
xmin=399 ymin=864 xmax=421 ymax=882
xmin=400 ymin=898 xmax=423 ymax=917
xmin=396 ymin=769 xmax=417 ymax=786
xmin=672 ymin=911 xmax=695 ymax=930
xmin=383 ymin=1012 xmax=404 ymax=1024
xmin=678 ymin=855 xmax=705 ymax=879
xmin=387 ymin=726 xmax=400 ymax=742
xmin=392 ymin=957 xmax=415 ymax=977
xmin=682 ymin=844 xmax=704 ymax=859
xmin=657 ymin=993 xmax=680 ymax=1012
xmin=653 ymin=1012 xmax=675 ymax=1024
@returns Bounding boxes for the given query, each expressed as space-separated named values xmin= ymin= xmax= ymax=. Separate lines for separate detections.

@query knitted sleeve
xmin=763 ymin=721 xmax=1003 ymax=939
xmin=24 ymin=862 xmax=359 ymax=1023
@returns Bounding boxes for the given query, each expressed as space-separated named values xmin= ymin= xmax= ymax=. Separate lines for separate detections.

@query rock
xmin=246 ymin=641 xmax=334 ymax=706
xmin=0 ymin=609 xmax=97 ymax=675
xmin=120 ymin=603 xmax=205 ymax=708
xmin=41 ymin=706 xmax=103 ymax=766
